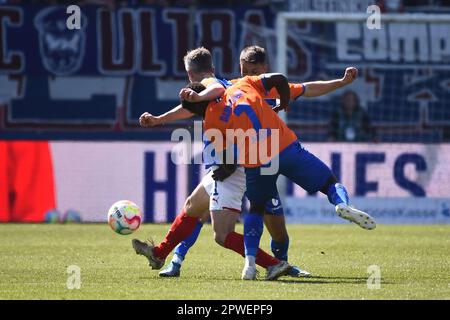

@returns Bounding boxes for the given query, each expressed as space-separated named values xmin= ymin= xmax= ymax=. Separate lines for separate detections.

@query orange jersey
xmin=230 ymin=78 xmax=305 ymax=100
xmin=200 ymin=76 xmax=234 ymax=166
xmin=204 ymin=75 xmax=298 ymax=167
xmin=267 ymin=82 xmax=305 ymax=100
xmin=201 ymin=76 xmax=234 ymax=140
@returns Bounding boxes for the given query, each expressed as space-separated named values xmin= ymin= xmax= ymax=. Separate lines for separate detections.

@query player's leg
xmin=159 ymin=210 xmax=208 ymax=277
xmin=243 ymin=166 xmax=290 ymax=280
xmin=263 ymin=196 xmax=289 ymax=260
xmin=153 ymin=182 xmax=210 ymax=259
xmin=208 ymin=166 xmax=290 ymax=280
xmin=208 ymin=167 xmax=263 ymax=278
xmin=184 ymin=180 xmax=211 ymax=217
xmin=319 ymin=175 xmax=375 ymax=229
xmin=244 ymin=167 xmax=274 ymax=257
xmin=285 ymin=143 xmax=348 ymax=207
xmin=265 ymin=215 xmax=289 ymax=258
xmin=132 ymin=182 xmax=209 ymax=269
xmin=210 ymin=209 xmax=290 ymax=280
xmin=280 ymin=141 xmax=376 ymax=230
xmin=210 ymin=209 xmax=239 ymax=246
xmin=264 ymin=196 xmax=312 ymax=277
xmin=207 ymin=166 xmax=246 ymax=247
xmin=158 ymin=169 xmax=219 ymax=276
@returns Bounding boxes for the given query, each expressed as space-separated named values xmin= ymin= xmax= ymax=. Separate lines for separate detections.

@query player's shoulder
xmin=229 ymin=76 xmax=263 ymax=91
xmin=200 ymin=77 xmax=218 ymax=88
xmin=236 ymin=75 xmax=261 ymax=84
xmin=201 ymin=77 xmax=233 ymax=89
xmin=235 ymin=75 xmax=267 ymax=95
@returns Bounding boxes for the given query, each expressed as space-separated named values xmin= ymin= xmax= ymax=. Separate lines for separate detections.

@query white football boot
xmin=241 ymin=265 xmax=258 ymax=280
xmin=335 ymin=203 xmax=376 ymax=230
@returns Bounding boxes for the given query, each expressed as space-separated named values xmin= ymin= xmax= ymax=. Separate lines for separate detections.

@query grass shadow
xmin=277 ymin=275 xmax=393 ymax=285
xmin=137 ymin=275 xmax=394 ymax=285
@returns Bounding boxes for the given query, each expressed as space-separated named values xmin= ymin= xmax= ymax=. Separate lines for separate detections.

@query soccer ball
xmin=107 ymin=200 xmax=142 ymax=235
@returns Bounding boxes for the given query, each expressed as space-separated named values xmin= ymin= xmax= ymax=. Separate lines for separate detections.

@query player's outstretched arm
xmin=139 ymin=105 xmax=193 ymax=127
xmin=302 ymin=67 xmax=358 ymax=98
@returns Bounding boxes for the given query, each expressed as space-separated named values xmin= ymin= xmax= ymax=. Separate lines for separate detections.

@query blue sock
xmin=173 ymin=221 xmax=203 ymax=261
xmin=243 ymin=213 xmax=264 ymax=257
xmin=327 ymin=183 xmax=349 ymax=206
xmin=271 ymin=238 xmax=289 ymax=261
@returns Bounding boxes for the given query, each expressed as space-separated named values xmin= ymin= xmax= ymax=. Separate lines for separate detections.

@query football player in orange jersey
xmin=133 ymin=47 xmax=294 ymax=281
xmin=136 ymin=46 xmax=364 ymax=280
xmin=180 ymin=72 xmax=376 ymax=279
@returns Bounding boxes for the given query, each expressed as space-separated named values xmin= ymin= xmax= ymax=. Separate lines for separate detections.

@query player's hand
xmin=179 ymin=88 xmax=201 ymax=102
xmin=212 ymin=164 xmax=237 ymax=181
xmin=342 ymin=67 xmax=358 ymax=85
xmin=139 ymin=112 xmax=160 ymax=127
xmin=272 ymin=103 xmax=290 ymax=113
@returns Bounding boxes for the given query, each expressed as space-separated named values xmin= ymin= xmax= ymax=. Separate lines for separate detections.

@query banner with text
xmin=45 ymin=142 xmax=450 ymax=223
xmin=0 ymin=5 xmax=449 ymax=139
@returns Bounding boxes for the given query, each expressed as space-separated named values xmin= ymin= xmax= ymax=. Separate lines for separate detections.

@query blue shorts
xmin=245 ymin=141 xmax=332 ymax=206
xmin=264 ymin=194 xmax=284 ymax=216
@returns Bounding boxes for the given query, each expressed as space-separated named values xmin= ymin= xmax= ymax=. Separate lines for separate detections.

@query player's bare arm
xmin=302 ymin=67 xmax=358 ymax=98
xmin=139 ymin=79 xmax=223 ymax=128
xmin=139 ymin=105 xmax=194 ymax=127
xmin=180 ymin=82 xmax=225 ymax=102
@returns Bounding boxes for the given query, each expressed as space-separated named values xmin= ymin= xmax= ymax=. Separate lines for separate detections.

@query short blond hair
xmin=183 ymin=47 xmax=214 ymax=73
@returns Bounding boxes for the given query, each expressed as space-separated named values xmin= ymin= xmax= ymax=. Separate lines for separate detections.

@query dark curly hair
xmin=181 ymin=82 xmax=209 ymax=118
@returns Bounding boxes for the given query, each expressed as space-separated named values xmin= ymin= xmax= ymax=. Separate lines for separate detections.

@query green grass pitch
xmin=0 ymin=223 xmax=449 ymax=300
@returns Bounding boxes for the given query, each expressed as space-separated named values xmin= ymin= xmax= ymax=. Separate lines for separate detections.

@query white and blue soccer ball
xmin=107 ymin=200 xmax=142 ymax=235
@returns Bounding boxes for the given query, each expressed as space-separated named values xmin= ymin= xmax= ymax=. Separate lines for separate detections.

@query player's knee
xmin=184 ymin=196 xmax=196 ymax=216
xmin=200 ymin=210 xmax=210 ymax=222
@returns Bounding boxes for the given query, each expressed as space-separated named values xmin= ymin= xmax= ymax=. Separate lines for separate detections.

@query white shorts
xmin=201 ymin=166 xmax=246 ymax=212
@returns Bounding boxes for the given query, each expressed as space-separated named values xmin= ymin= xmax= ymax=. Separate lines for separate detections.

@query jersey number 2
xmin=233 ymin=104 xmax=262 ymax=131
